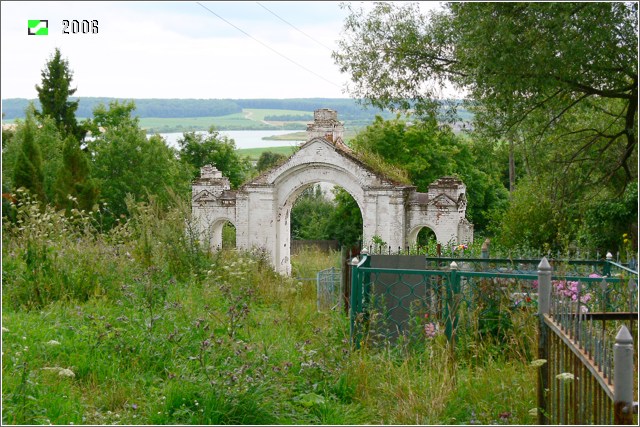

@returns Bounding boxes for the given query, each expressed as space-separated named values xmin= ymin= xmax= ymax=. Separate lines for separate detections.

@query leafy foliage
xmin=334 ymin=2 xmax=637 ymax=184
xmin=326 ymin=188 xmax=363 ymax=247
xmin=54 ymin=136 xmax=99 ymax=213
xmin=290 ymin=185 xmax=333 ymax=240
xmin=349 ymin=115 xmax=508 ymax=232
xmin=334 ymin=1 xmax=637 ymax=251
xmin=87 ymin=101 xmax=192 ymax=227
xmin=256 ymin=151 xmax=288 ymax=173
xmin=12 ymin=108 xmax=46 ymax=202
xmin=178 ymin=128 xmax=252 ymax=188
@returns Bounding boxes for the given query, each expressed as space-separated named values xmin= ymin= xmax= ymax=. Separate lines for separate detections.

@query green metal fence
xmin=349 ymin=252 xmax=634 ymax=347
xmin=349 ymin=252 xmax=638 ymax=424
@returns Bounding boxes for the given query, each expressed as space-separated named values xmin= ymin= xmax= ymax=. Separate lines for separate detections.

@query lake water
xmin=156 ymin=130 xmax=305 ymax=150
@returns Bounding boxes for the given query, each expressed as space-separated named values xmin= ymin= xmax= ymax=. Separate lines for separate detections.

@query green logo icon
xmin=28 ymin=20 xmax=48 ymax=36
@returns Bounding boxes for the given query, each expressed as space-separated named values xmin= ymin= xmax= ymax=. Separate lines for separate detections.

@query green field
xmin=243 ymin=108 xmax=312 ymax=121
xmin=138 ymin=109 xmax=318 ymax=133
xmin=140 ymin=113 xmax=272 ymax=133
xmin=236 ymin=145 xmax=299 ymax=161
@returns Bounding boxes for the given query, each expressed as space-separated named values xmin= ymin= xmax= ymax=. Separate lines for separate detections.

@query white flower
xmin=556 ymin=372 xmax=574 ymax=382
xmin=47 ymin=340 xmax=61 ymax=346
xmin=2 ymin=327 xmax=9 ymax=332
xmin=58 ymin=368 xmax=75 ymax=378
xmin=530 ymin=359 xmax=547 ymax=368
xmin=528 ymin=408 xmax=538 ymax=417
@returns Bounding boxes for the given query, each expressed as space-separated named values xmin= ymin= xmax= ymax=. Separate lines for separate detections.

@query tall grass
xmin=2 ymin=192 xmax=537 ymax=425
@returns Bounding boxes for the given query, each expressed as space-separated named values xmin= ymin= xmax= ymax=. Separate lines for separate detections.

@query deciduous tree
xmin=178 ymin=128 xmax=252 ymax=188
xmin=333 ymin=2 xmax=637 ymax=187
xmin=88 ymin=101 xmax=192 ymax=226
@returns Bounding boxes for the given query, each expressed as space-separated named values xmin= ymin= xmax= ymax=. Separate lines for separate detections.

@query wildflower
xmin=528 ymin=408 xmax=538 ymax=417
xmin=424 ymin=322 xmax=438 ymax=338
xmin=47 ymin=340 xmax=61 ymax=346
xmin=58 ymin=368 xmax=75 ymax=378
xmin=530 ymin=359 xmax=547 ymax=368
xmin=499 ymin=411 xmax=512 ymax=421
xmin=556 ymin=372 xmax=574 ymax=382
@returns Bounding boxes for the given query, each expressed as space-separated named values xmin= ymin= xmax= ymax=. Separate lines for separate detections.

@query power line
xmin=255 ymin=1 xmax=334 ymax=52
xmin=195 ymin=1 xmax=340 ymax=89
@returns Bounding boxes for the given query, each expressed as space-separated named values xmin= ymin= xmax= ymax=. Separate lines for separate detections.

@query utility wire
xmin=255 ymin=1 xmax=334 ymax=52
xmin=196 ymin=1 xmax=340 ymax=89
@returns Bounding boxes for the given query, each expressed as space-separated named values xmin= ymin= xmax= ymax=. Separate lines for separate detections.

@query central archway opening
xmin=288 ymin=183 xmax=363 ymax=277
xmin=287 ymin=182 xmax=363 ymax=311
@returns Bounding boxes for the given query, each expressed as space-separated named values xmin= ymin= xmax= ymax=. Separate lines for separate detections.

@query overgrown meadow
xmin=2 ymin=193 xmax=537 ymax=425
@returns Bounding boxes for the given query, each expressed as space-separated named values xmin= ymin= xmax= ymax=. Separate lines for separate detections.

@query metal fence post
xmin=445 ymin=261 xmax=459 ymax=344
xmin=537 ymin=257 xmax=552 ymax=425
xmin=481 ymin=238 xmax=490 ymax=271
xmin=349 ymin=255 xmax=361 ymax=347
xmin=614 ymin=325 xmax=635 ymax=424
xmin=350 ymin=250 xmax=370 ymax=349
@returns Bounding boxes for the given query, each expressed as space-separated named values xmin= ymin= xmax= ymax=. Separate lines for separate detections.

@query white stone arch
xmin=273 ymin=162 xmax=367 ymax=274
xmin=191 ymin=109 xmax=474 ymax=275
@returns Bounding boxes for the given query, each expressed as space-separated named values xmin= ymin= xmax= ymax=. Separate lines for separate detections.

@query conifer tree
xmin=55 ymin=136 xmax=99 ymax=213
xmin=35 ymin=48 xmax=84 ymax=141
xmin=13 ymin=109 xmax=45 ymax=201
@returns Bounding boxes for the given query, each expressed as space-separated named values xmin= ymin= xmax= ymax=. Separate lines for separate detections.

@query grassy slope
xmin=1 ymin=198 xmax=539 ymax=426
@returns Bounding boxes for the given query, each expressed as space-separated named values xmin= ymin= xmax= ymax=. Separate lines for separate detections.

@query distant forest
xmin=2 ymin=97 xmax=471 ymax=122
xmin=2 ymin=98 xmax=395 ymax=120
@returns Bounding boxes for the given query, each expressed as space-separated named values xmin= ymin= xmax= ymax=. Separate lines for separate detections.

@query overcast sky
xmin=1 ymin=1 xmax=445 ymax=101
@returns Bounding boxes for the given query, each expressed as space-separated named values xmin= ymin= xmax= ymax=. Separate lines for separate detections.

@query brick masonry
xmin=192 ymin=109 xmax=473 ymax=274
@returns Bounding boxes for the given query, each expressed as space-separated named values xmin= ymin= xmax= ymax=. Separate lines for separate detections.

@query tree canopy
xmin=87 ymin=101 xmax=192 ymax=226
xmin=334 ymin=1 xmax=638 ymax=254
xmin=177 ymin=128 xmax=252 ymax=188
xmin=333 ymin=2 xmax=638 ymax=187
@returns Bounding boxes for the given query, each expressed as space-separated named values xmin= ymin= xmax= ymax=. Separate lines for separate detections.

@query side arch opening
xmin=209 ymin=218 xmax=236 ymax=251
xmin=408 ymin=225 xmax=439 ymax=254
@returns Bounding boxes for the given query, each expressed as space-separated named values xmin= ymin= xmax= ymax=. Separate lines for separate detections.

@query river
xmin=155 ymin=130 xmax=305 ymax=150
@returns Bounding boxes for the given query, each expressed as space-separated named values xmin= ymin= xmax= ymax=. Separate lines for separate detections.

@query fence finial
xmin=450 ymin=261 xmax=458 ymax=270
xmin=538 ymin=257 xmax=551 ymax=271
xmin=615 ymin=324 xmax=633 ymax=345
xmin=537 ymin=257 xmax=552 ymax=315
xmin=606 ymin=251 xmax=613 ymax=260
xmin=361 ymin=247 xmax=369 ymax=256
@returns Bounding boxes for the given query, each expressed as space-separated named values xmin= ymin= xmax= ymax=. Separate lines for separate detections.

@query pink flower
xmin=424 ymin=322 xmax=438 ymax=338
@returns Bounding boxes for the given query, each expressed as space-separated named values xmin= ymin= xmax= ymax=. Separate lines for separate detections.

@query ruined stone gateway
xmin=192 ymin=109 xmax=473 ymax=274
